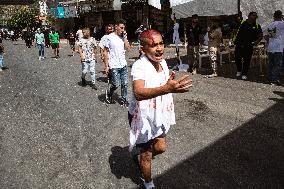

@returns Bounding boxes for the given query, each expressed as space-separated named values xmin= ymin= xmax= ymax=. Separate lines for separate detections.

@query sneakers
xmin=143 ymin=180 xmax=155 ymax=189
xmin=241 ymin=75 xmax=247 ymax=80
xmin=105 ymin=92 xmax=114 ymax=104
xmin=120 ymin=99 xmax=129 ymax=107
xmin=270 ymin=80 xmax=282 ymax=86
xmin=236 ymin=72 xmax=241 ymax=77
xmin=0 ymin=68 xmax=2 ymax=72
xmin=81 ymin=78 xmax=87 ymax=87
xmin=204 ymin=72 xmax=217 ymax=78
xmin=91 ymin=83 xmax=98 ymax=90
xmin=38 ymin=56 xmax=41 ymax=60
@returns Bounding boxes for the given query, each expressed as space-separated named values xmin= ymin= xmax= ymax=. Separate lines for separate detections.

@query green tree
xmin=7 ymin=4 xmax=38 ymax=29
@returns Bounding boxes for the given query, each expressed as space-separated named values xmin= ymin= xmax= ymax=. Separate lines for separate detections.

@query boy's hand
xmin=165 ymin=72 xmax=192 ymax=93
xmin=104 ymin=66 xmax=109 ymax=74
xmin=80 ymin=55 xmax=86 ymax=62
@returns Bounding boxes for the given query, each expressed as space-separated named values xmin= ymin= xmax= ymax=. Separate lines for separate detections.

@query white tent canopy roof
xmin=170 ymin=0 xmax=238 ymax=18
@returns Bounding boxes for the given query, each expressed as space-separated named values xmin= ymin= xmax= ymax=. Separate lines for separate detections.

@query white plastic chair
xmin=199 ymin=46 xmax=210 ymax=69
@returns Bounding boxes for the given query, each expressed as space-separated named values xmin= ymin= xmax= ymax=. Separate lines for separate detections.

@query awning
xmin=148 ymin=0 xmax=161 ymax=9
xmin=171 ymin=0 xmax=238 ymax=18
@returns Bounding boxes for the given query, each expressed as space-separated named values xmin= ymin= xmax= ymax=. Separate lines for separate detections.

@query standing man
xmin=265 ymin=10 xmax=284 ymax=86
xmin=76 ymin=26 xmax=84 ymax=42
xmin=0 ymin=29 xmax=4 ymax=43
xmin=67 ymin=32 xmax=76 ymax=56
xmin=99 ymin=24 xmax=113 ymax=62
xmin=0 ymin=43 xmax=7 ymax=71
xmin=233 ymin=12 xmax=263 ymax=80
xmin=128 ymin=29 xmax=192 ymax=189
xmin=78 ymin=28 xmax=98 ymax=90
xmin=103 ymin=19 xmax=131 ymax=106
xmin=135 ymin=21 xmax=148 ymax=56
xmin=25 ymin=28 xmax=33 ymax=48
xmin=205 ymin=24 xmax=222 ymax=78
xmin=34 ymin=28 xmax=45 ymax=60
xmin=49 ymin=28 xmax=60 ymax=59
xmin=186 ymin=14 xmax=203 ymax=74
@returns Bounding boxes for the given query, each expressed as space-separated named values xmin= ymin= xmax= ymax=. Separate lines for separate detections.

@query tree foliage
xmin=7 ymin=4 xmax=38 ymax=29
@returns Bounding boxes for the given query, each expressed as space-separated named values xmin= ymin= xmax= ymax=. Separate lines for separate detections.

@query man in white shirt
xmin=265 ymin=10 xmax=284 ymax=86
xmin=128 ymin=29 xmax=192 ymax=189
xmin=103 ymin=19 xmax=131 ymax=106
xmin=99 ymin=24 xmax=113 ymax=62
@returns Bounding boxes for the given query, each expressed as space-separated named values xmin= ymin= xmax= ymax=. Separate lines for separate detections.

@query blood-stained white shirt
xmin=128 ymin=55 xmax=176 ymax=150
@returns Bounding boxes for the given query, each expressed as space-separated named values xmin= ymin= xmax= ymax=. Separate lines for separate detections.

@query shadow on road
xmin=144 ymin=91 xmax=284 ymax=188
xmin=109 ymin=146 xmax=142 ymax=186
xmin=96 ymin=76 xmax=108 ymax=83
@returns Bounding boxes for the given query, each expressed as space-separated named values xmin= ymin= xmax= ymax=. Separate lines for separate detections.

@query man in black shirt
xmin=234 ymin=11 xmax=263 ymax=80
xmin=186 ymin=14 xmax=203 ymax=74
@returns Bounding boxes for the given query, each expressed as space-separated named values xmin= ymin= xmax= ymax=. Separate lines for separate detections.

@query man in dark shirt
xmin=234 ymin=11 xmax=263 ymax=80
xmin=186 ymin=14 xmax=203 ymax=74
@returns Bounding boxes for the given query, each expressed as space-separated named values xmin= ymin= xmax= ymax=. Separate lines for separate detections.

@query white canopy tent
xmin=170 ymin=0 xmax=238 ymax=18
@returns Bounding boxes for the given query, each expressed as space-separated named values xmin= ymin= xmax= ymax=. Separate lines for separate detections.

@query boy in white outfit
xmin=78 ymin=28 xmax=98 ymax=90
xmin=128 ymin=29 xmax=192 ymax=189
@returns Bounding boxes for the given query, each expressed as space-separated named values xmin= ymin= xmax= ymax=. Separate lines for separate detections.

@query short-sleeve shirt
xmin=105 ymin=32 xmax=127 ymax=69
xmin=49 ymin=32 xmax=59 ymax=44
xmin=234 ymin=20 xmax=263 ymax=47
xmin=186 ymin=23 xmax=202 ymax=46
xmin=35 ymin=33 xmax=45 ymax=45
xmin=79 ymin=37 xmax=97 ymax=61
xmin=265 ymin=21 xmax=284 ymax=53
xmin=99 ymin=34 xmax=109 ymax=49
xmin=128 ymin=55 xmax=175 ymax=146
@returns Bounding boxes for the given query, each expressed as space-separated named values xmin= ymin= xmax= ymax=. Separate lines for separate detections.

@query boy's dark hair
xmin=274 ymin=10 xmax=283 ymax=19
xmin=115 ymin=19 xmax=126 ymax=25
xmin=248 ymin=11 xmax=257 ymax=17
xmin=192 ymin=14 xmax=198 ymax=19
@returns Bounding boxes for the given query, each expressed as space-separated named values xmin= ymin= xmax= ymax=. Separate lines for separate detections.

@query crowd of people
xmin=176 ymin=10 xmax=284 ymax=86
xmin=0 ymin=9 xmax=283 ymax=189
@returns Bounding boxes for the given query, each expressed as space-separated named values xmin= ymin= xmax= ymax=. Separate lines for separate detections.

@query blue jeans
xmin=268 ymin=52 xmax=283 ymax=82
xmin=37 ymin=44 xmax=45 ymax=57
xmin=0 ymin=53 xmax=4 ymax=68
xmin=109 ymin=66 xmax=128 ymax=101
xmin=82 ymin=60 xmax=96 ymax=84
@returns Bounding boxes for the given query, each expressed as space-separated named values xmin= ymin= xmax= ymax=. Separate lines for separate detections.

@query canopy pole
xmin=238 ymin=0 xmax=240 ymax=13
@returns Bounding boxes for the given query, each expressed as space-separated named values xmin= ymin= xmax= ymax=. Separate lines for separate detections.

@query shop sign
xmin=64 ymin=6 xmax=78 ymax=18
xmin=81 ymin=4 xmax=92 ymax=13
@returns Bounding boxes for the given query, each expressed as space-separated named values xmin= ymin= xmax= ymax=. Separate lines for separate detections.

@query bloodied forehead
xmin=140 ymin=29 xmax=162 ymax=45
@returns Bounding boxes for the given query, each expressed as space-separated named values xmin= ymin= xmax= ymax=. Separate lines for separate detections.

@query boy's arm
xmin=133 ymin=73 xmax=192 ymax=101
xmin=103 ymin=47 xmax=109 ymax=73
xmin=78 ymin=45 xmax=85 ymax=62
xmin=93 ymin=47 xmax=98 ymax=62
xmin=254 ymin=26 xmax=263 ymax=45
xmin=124 ymin=38 xmax=131 ymax=51
xmin=123 ymin=33 xmax=131 ymax=51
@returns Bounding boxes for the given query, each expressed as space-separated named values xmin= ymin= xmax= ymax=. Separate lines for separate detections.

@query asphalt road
xmin=0 ymin=40 xmax=283 ymax=189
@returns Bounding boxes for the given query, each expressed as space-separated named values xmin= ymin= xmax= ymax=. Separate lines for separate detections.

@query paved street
xmin=0 ymin=40 xmax=283 ymax=189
